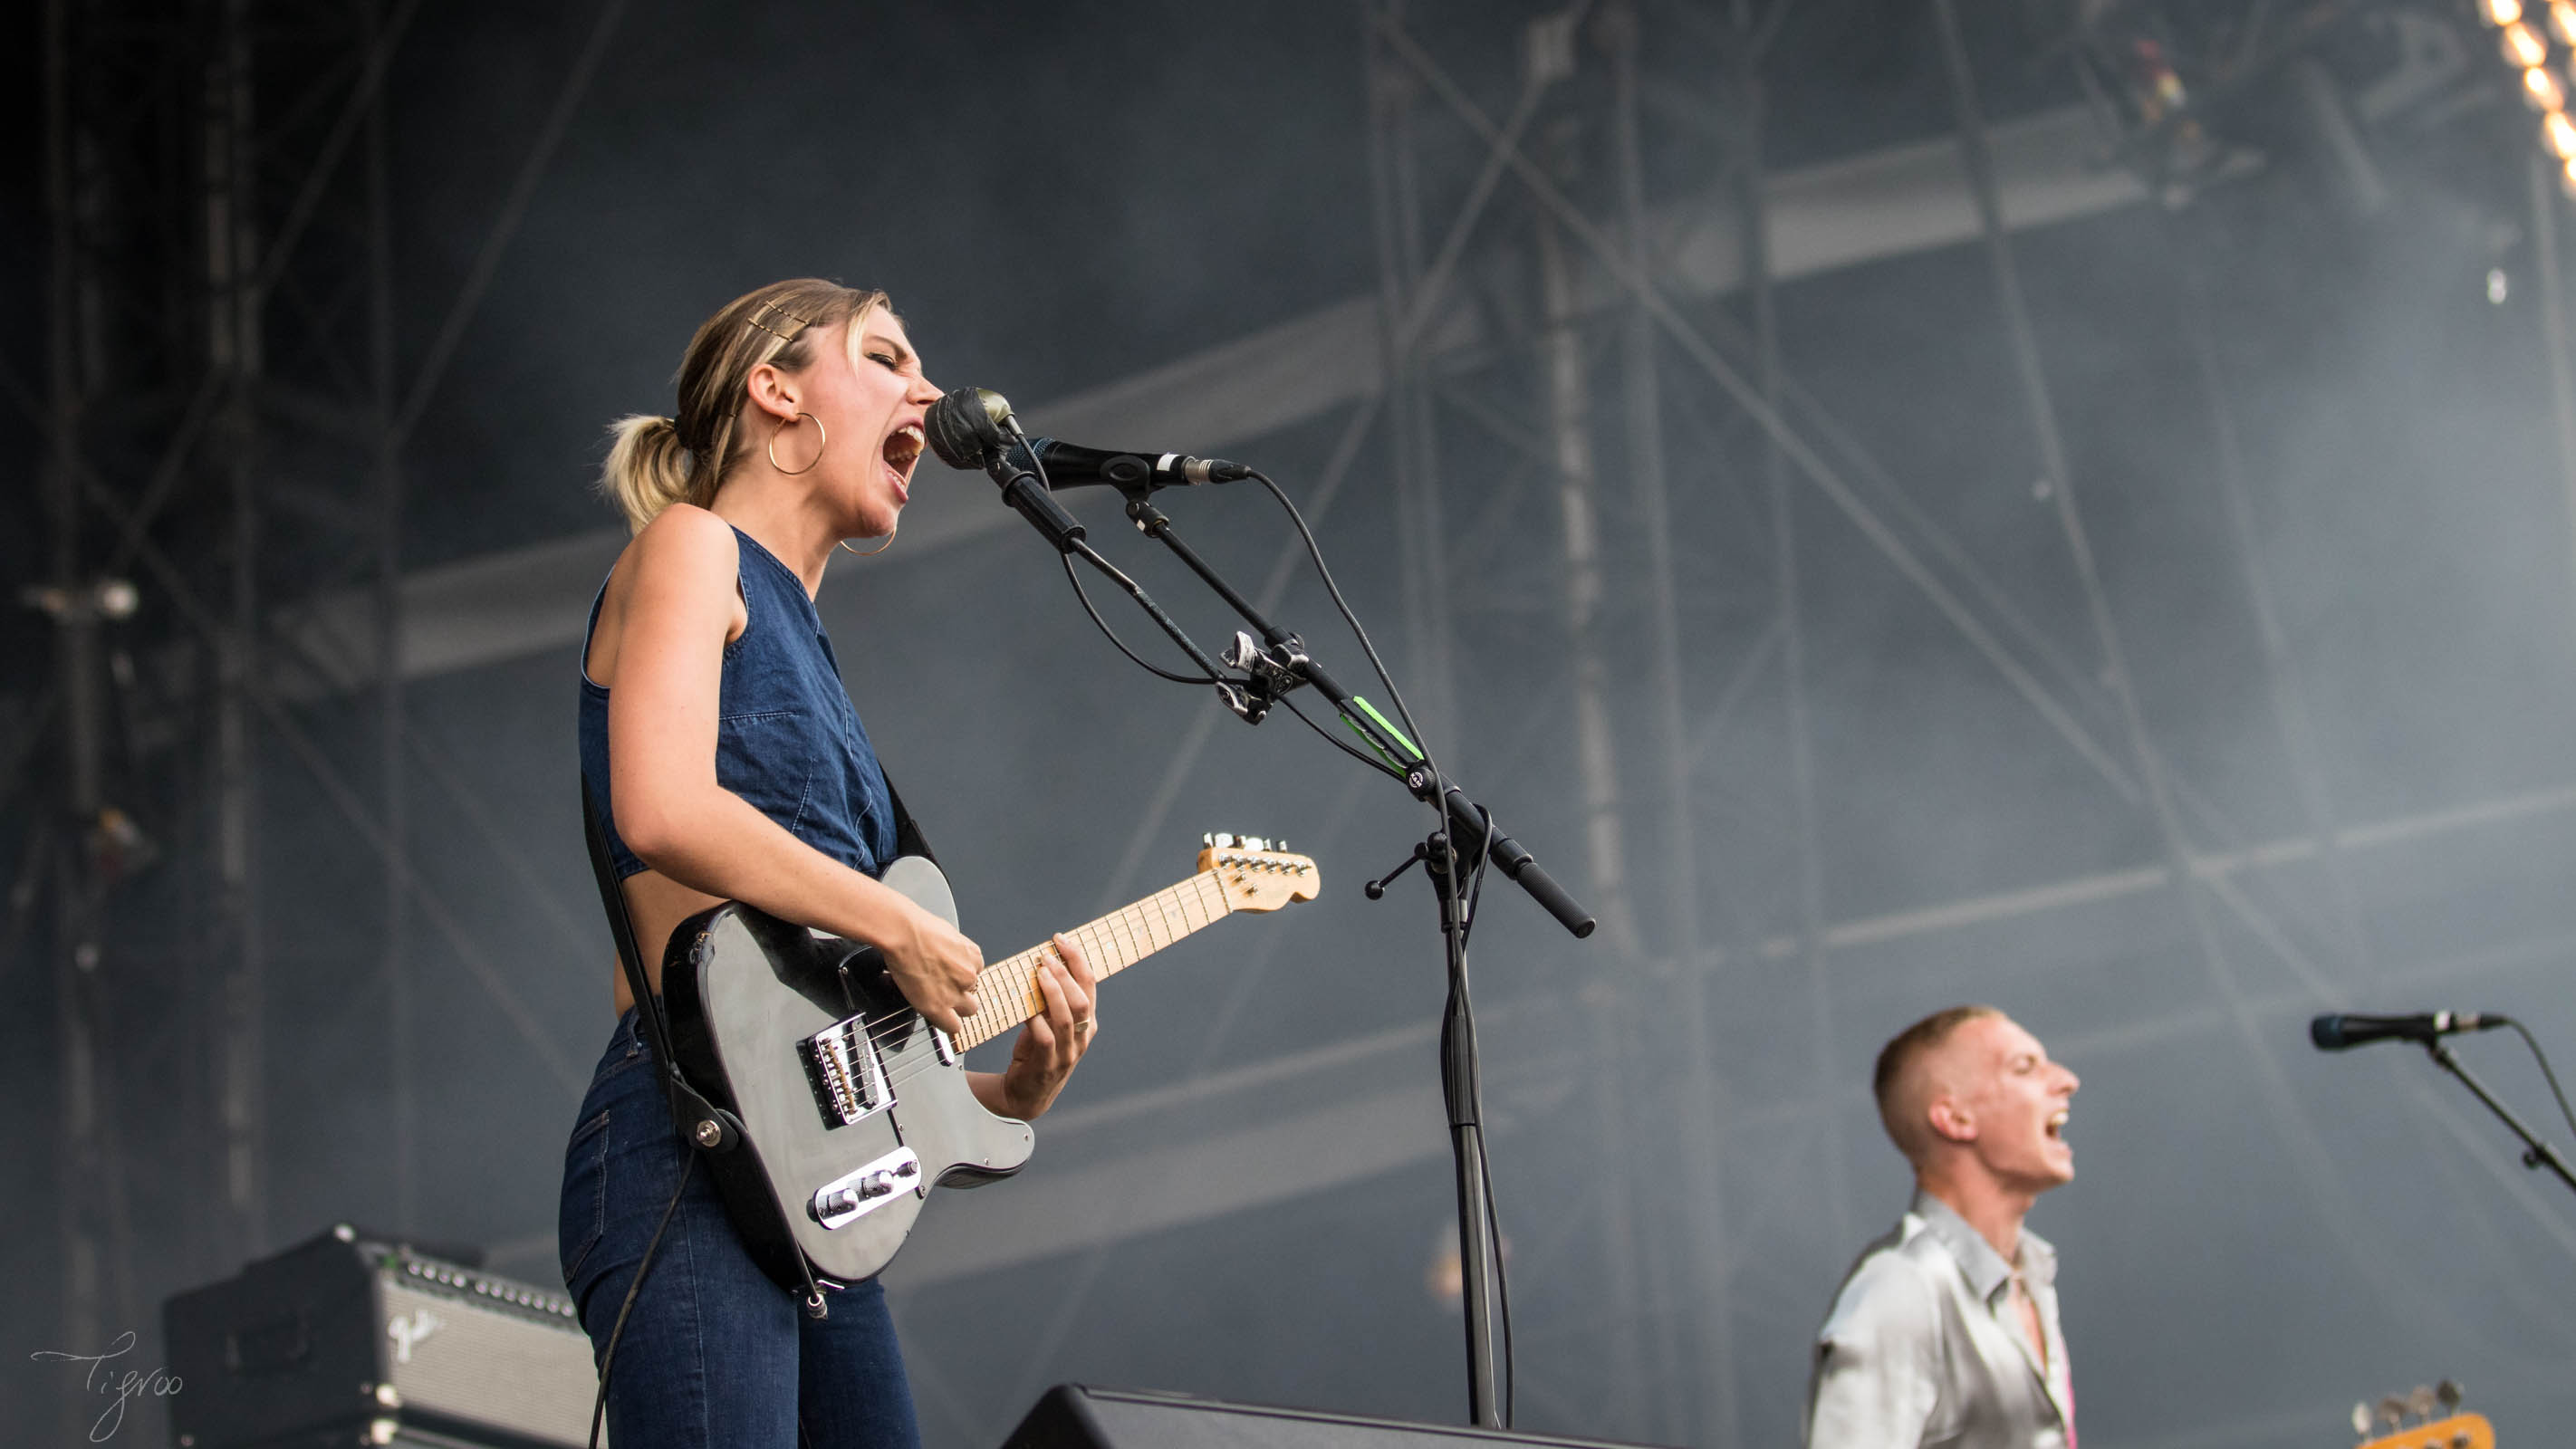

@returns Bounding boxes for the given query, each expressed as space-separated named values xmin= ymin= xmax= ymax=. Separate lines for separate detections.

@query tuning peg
xmin=2437 ymin=1380 xmax=2464 ymax=1411
xmin=2377 ymin=1396 xmax=2408 ymax=1431
xmin=2408 ymin=1387 xmax=2437 ymax=1422
xmin=1203 ymin=832 xmax=1237 ymax=849
xmin=2350 ymin=1402 xmax=2372 ymax=1439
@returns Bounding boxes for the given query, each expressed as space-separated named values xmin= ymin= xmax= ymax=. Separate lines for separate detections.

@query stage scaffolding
xmin=1327 ymin=2 xmax=2576 ymax=1442
xmin=21 ymin=1 xmax=621 ymax=1437
xmin=30 ymin=1 xmax=411 ymax=1420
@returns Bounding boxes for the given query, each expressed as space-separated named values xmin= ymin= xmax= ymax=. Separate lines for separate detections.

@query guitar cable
xmin=588 ymin=1147 xmax=697 ymax=1449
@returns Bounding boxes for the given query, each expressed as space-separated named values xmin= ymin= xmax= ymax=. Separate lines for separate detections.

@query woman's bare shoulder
xmin=606 ymin=504 xmax=736 ymax=600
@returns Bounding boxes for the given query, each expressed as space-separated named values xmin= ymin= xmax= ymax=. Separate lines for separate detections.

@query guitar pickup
xmin=800 ymin=1018 xmax=892 ymax=1128
xmin=810 ymin=1147 xmax=922 ymax=1229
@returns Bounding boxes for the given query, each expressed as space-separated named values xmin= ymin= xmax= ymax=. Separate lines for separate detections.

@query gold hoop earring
xmin=838 ymin=524 xmax=897 ymax=558
xmin=768 ymin=411 xmax=825 ymax=475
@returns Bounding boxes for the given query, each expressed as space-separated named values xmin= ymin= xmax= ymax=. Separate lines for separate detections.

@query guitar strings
xmin=822 ymin=869 xmax=1243 ymax=1072
xmin=847 ymin=892 xmax=1225 ymax=1089
xmin=847 ymin=877 xmax=1221 ymax=1057
xmin=803 ymin=860 xmax=1309 ymax=1109
xmin=834 ymin=860 xmax=1308 ymax=1101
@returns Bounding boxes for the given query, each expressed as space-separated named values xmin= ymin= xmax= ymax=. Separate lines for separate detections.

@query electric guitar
xmin=657 ymin=834 xmax=1320 ymax=1291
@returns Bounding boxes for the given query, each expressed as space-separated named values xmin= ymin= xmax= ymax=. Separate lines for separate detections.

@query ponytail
xmin=598 ymin=414 xmax=706 ymax=534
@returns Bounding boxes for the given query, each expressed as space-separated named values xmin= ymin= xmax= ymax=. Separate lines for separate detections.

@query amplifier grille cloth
xmin=380 ymin=1280 xmax=600 ymax=1446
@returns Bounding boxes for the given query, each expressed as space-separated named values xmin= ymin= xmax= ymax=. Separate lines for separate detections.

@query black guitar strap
xmin=576 ymin=772 xmax=934 ymax=1146
xmin=884 ymin=773 xmax=937 ymax=867
xmin=578 ymin=779 xmax=735 ymax=1151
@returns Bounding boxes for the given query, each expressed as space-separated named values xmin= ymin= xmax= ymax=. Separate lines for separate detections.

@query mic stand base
xmin=2423 ymin=1040 xmax=2576 ymax=1197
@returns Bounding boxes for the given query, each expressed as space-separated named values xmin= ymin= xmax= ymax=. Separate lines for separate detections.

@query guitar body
xmin=660 ymin=855 xmax=1033 ymax=1291
xmin=649 ymin=837 xmax=1319 ymax=1293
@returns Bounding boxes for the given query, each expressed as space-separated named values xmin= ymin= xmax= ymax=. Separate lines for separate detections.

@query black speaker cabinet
xmin=162 ymin=1224 xmax=601 ymax=1449
xmin=1001 ymin=1386 xmax=1673 ymax=1449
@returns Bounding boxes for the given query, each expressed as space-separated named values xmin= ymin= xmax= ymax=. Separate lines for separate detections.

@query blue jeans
xmin=558 ymin=1009 xmax=923 ymax=1449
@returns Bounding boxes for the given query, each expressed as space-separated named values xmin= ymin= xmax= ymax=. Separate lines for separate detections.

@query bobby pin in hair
xmin=745 ymin=297 xmax=815 ymax=342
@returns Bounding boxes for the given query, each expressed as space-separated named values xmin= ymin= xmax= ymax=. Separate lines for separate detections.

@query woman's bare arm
xmin=601 ymin=505 xmax=985 ymax=1033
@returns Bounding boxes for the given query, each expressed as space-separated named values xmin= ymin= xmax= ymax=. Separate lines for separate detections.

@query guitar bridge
xmin=800 ymin=1018 xmax=892 ymax=1128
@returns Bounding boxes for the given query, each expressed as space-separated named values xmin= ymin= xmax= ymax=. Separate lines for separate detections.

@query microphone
xmin=2309 ymin=1012 xmax=2509 ymax=1051
xmin=922 ymin=388 xmax=1251 ymax=490
xmin=924 ymin=387 xmax=1018 ymax=471
xmin=1007 ymin=437 xmax=1252 ymax=491
xmin=920 ymin=387 xmax=1087 ymax=552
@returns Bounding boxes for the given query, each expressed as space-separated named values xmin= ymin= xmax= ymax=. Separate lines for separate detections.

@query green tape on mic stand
xmin=1341 ymin=696 xmax=1423 ymax=769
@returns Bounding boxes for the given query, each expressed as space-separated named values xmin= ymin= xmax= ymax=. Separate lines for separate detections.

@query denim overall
xmin=562 ymin=526 xmax=918 ymax=1449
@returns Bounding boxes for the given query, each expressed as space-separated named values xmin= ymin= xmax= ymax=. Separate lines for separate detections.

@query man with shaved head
xmin=1804 ymin=1006 xmax=2082 ymax=1449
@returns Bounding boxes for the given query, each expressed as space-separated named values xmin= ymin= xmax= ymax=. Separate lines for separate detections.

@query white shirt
xmin=1804 ymin=1191 xmax=2076 ymax=1449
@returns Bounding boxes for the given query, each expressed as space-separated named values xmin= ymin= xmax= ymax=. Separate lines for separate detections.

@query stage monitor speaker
xmin=1001 ymin=1385 xmax=1672 ymax=1449
xmin=163 ymin=1223 xmax=601 ymax=1449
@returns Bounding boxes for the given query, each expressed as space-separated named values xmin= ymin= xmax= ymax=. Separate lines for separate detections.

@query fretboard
xmin=952 ymin=870 xmax=1234 ymax=1051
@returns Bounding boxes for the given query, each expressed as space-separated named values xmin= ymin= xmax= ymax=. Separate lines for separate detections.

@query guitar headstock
xmin=2351 ymin=1380 xmax=2492 ymax=1449
xmin=1199 ymin=833 xmax=1322 ymax=913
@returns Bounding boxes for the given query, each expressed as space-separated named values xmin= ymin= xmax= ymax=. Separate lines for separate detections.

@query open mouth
xmin=2045 ymin=1109 xmax=2070 ymax=1142
xmin=883 ymin=424 xmax=925 ymax=490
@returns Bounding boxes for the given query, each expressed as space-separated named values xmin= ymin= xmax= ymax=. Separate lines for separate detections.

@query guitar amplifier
xmin=163 ymin=1224 xmax=603 ymax=1449
xmin=1002 ymin=1385 xmax=1673 ymax=1449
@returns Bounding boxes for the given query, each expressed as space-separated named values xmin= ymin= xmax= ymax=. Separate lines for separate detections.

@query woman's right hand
xmin=881 ymin=902 xmax=985 ymax=1035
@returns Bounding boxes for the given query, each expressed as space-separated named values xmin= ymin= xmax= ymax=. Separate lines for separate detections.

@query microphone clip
xmin=1215 ymin=629 xmax=1309 ymax=725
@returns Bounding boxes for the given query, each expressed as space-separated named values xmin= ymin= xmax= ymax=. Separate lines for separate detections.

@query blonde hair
xmin=599 ymin=278 xmax=892 ymax=534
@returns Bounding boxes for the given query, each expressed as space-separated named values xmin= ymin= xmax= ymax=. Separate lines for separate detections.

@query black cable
xmin=1465 ymin=811 xmax=1507 ymax=1424
xmin=1249 ymin=469 xmax=1435 ymax=773
xmin=589 ymin=1147 xmax=697 ymax=1449
xmin=1278 ymin=693 xmax=1406 ymax=778
xmin=2504 ymin=1016 xmax=2576 ymax=1143
xmin=1487 ymin=1154 xmax=1514 ymax=1427
xmin=1058 ymin=551 xmax=1219 ymax=685
xmin=1455 ymin=800 xmax=1495 ymax=948
xmin=1017 ymin=425 xmax=1227 ymax=688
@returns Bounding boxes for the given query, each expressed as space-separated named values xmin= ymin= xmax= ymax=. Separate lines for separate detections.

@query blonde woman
xmin=562 ymin=279 xmax=1100 ymax=1447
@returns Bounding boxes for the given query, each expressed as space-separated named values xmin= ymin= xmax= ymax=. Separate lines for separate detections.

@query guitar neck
xmin=952 ymin=870 xmax=1232 ymax=1051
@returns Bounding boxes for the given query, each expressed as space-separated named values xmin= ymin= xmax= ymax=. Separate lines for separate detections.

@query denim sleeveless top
xmin=579 ymin=527 xmax=899 ymax=882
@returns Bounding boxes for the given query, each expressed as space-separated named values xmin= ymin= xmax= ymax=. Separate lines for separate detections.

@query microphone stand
xmin=987 ymin=452 xmax=1593 ymax=1427
xmin=2421 ymin=1039 xmax=2576 ymax=1197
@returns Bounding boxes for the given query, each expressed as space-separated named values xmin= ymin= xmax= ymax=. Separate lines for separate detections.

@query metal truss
xmin=21 ymin=6 xmax=621 ymax=1438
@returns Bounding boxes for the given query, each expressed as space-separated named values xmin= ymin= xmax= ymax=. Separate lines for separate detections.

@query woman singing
xmin=562 ymin=278 xmax=1099 ymax=1447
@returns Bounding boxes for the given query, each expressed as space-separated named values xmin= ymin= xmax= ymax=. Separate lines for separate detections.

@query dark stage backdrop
xmin=8 ymin=4 xmax=2576 ymax=1448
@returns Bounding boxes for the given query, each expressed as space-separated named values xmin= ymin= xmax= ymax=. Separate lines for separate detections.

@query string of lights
xmin=2477 ymin=0 xmax=2576 ymax=192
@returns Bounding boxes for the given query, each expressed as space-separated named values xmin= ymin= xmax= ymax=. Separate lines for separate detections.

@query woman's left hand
xmin=981 ymin=934 xmax=1098 ymax=1120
